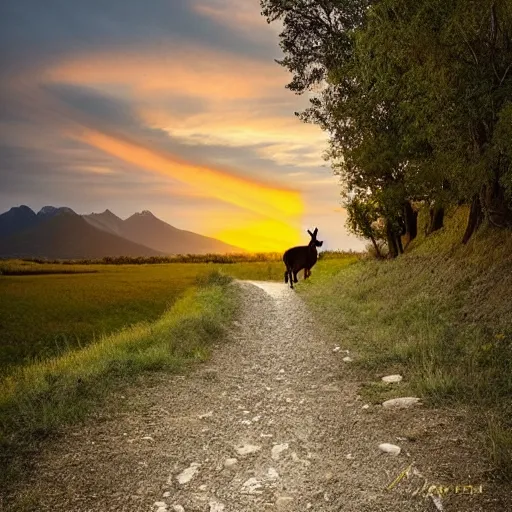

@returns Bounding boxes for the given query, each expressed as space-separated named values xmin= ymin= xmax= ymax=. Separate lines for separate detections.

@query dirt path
xmin=4 ymin=281 xmax=509 ymax=511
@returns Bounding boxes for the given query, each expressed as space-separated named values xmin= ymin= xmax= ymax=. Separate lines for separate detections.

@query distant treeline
xmin=262 ymin=0 xmax=512 ymax=258
xmin=0 ymin=250 xmax=359 ymax=269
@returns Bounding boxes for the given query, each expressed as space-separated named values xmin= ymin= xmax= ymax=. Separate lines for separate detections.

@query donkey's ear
xmin=307 ymin=229 xmax=313 ymax=237
xmin=313 ymin=227 xmax=318 ymax=236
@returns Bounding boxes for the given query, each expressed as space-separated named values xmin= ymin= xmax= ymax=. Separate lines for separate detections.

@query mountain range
xmin=0 ymin=206 xmax=242 ymax=259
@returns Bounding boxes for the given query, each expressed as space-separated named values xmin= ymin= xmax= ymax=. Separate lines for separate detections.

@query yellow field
xmin=0 ymin=255 xmax=357 ymax=373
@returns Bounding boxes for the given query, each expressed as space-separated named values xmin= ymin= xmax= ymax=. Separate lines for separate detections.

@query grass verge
xmin=299 ymin=209 xmax=512 ymax=478
xmin=0 ymin=270 xmax=237 ymax=482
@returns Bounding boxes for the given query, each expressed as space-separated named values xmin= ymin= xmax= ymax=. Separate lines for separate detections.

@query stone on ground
xmin=382 ymin=397 xmax=421 ymax=408
xmin=378 ymin=443 xmax=401 ymax=456
xmin=176 ymin=463 xmax=200 ymax=484
xmin=235 ymin=444 xmax=261 ymax=456
xmin=267 ymin=467 xmax=279 ymax=479
xmin=241 ymin=477 xmax=263 ymax=494
xmin=382 ymin=374 xmax=403 ymax=383
xmin=271 ymin=443 xmax=289 ymax=460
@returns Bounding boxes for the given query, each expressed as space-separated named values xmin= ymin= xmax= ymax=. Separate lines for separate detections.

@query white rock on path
xmin=209 ymin=501 xmax=225 ymax=512
xmin=235 ymin=444 xmax=261 ymax=456
xmin=224 ymin=457 xmax=238 ymax=468
xmin=271 ymin=443 xmax=289 ymax=460
xmin=382 ymin=374 xmax=403 ymax=383
xmin=267 ymin=467 xmax=279 ymax=479
xmin=342 ymin=356 xmax=353 ymax=362
xmin=382 ymin=397 xmax=421 ymax=408
xmin=154 ymin=502 xmax=168 ymax=512
xmin=176 ymin=463 xmax=200 ymax=484
xmin=172 ymin=506 xmax=185 ymax=512
xmin=378 ymin=443 xmax=401 ymax=456
xmin=241 ymin=477 xmax=263 ymax=494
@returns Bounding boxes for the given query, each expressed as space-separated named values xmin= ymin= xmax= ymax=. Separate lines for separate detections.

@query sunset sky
xmin=0 ymin=0 xmax=364 ymax=252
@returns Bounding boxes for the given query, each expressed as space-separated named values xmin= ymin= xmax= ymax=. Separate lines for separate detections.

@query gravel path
xmin=5 ymin=281 xmax=510 ymax=511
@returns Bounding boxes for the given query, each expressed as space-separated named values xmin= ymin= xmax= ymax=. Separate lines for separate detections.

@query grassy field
xmin=298 ymin=208 xmax=512 ymax=477
xmin=0 ymin=262 xmax=272 ymax=373
xmin=0 ymin=272 xmax=237 ymax=476
xmin=0 ymin=255 xmax=357 ymax=374
xmin=0 ymin=264 xmax=200 ymax=372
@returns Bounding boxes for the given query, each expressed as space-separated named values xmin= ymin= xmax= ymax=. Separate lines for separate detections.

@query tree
xmin=261 ymin=0 xmax=372 ymax=94
xmin=262 ymin=0 xmax=416 ymax=256
xmin=345 ymin=192 xmax=384 ymax=258
xmin=262 ymin=0 xmax=512 ymax=251
xmin=361 ymin=0 xmax=512 ymax=241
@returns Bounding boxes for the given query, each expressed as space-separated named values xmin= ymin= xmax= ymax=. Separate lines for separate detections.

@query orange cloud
xmin=76 ymin=128 xmax=303 ymax=248
xmin=39 ymin=42 xmax=327 ymax=174
xmin=144 ymin=109 xmax=324 ymax=149
xmin=44 ymin=45 xmax=287 ymax=101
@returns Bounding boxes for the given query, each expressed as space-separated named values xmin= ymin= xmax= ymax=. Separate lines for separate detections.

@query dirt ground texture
xmin=2 ymin=281 xmax=511 ymax=511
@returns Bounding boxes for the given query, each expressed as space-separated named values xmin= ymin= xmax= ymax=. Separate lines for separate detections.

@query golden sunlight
xmin=213 ymin=218 xmax=302 ymax=252
xmin=78 ymin=129 xmax=304 ymax=250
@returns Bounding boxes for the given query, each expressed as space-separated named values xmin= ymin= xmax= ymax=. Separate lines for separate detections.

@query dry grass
xmin=299 ymin=208 xmax=512 ymax=477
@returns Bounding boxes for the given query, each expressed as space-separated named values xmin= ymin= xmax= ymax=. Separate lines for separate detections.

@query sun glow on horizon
xmin=213 ymin=218 xmax=302 ymax=252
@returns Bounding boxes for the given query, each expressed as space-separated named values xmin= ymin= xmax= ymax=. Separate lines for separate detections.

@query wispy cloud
xmin=0 ymin=0 xmax=364 ymax=250
xmin=78 ymin=127 xmax=304 ymax=218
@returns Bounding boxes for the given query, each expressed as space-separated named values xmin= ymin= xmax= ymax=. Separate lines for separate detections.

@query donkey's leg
xmin=288 ymin=268 xmax=294 ymax=288
xmin=293 ymin=270 xmax=299 ymax=283
xmin=284 ymin=269 xmax=289 ymax=284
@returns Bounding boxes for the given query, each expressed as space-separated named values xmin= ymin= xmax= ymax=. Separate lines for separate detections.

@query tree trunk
xmin=396 ymin=234 xmax=404 ymax=254
xmin=403 ymin=200 xmax=418 ymax=242
xmin=426 ymin=206 xmax=444 ymax=235
xmin=386 ymin=221 xmax=399 ymax=258
xmin=404 ymin=201 xmax=418 ymax=240
xmin=482 ymin=178 xmax=512 ymax=228
xmin=369 ymin=234 xmax=382 ymax=259
xmin=462 ymin=179 xmax=512 ymax=244
xmin=462 ymin=194 xmax=483 ymax=244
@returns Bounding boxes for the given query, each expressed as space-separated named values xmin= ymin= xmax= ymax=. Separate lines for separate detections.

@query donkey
xmin=283 ymin=228 xmax=323 ymax=289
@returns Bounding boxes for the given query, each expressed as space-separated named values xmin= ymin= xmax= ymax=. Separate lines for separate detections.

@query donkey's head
xmin=307 ymin=228 xmax=323 ymax=248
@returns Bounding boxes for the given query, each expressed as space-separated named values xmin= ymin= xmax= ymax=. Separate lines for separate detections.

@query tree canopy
xmin=261 ymin=0 xmax=512 ymax=254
